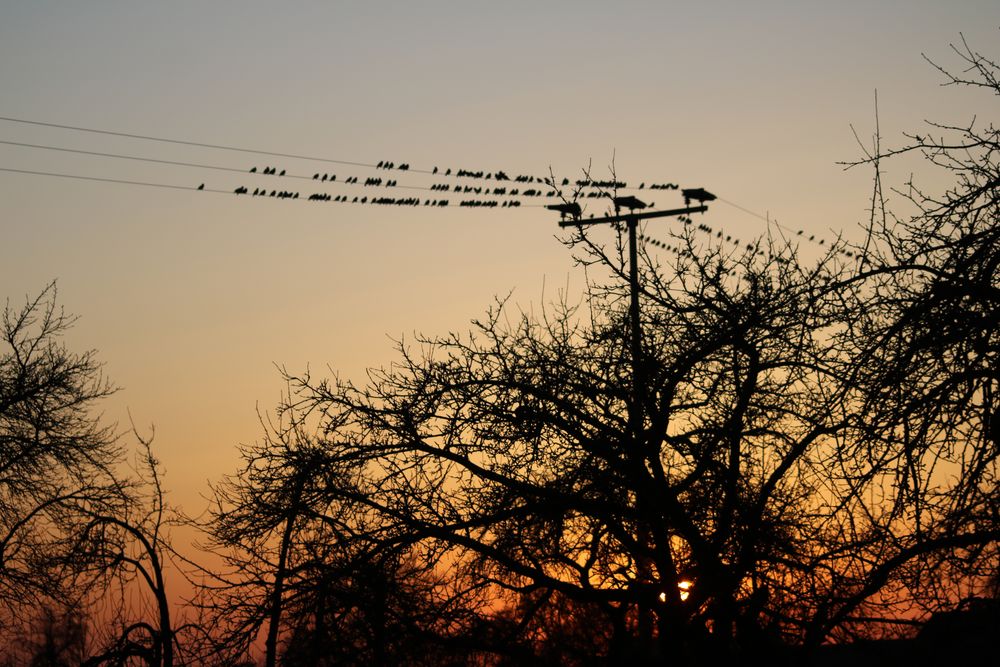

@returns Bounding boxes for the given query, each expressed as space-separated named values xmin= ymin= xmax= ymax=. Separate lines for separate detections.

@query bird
xmin=197 ymin=183 xmax=204 ymax=190
xmin=546 ymin=202 xmax=582 ymax=221
xmin=250 ymin=167 xmax=257 ymax=173
xmin=682 ymin=188 xmax=716 ymax=206
xmin=279 ymin=169 xmax=286 ymax=176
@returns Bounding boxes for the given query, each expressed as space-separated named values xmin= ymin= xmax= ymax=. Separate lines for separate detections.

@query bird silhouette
xmin=197 ymin=183 xmax=204 ymax=190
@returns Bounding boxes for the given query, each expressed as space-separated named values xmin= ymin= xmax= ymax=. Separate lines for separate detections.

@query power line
xmin=716 ymin=196 xmax=847 ymax=247
xmin=0 ymin=162 xmax=850 ymax=249
xmin=0 ymin=114 xmax=682 ymax=190
xmin=1 ymin=164 xmax=854 ymax=256
xmin=0 ymin=165 xmax=549 ymax=208
xmin=0 ymin=115 xmax=852 ymax=246
xmin=0 ymin=115 xmax=380 ymax=171
xmin=0 ymin=166 xmax=227 ymax=193
xmin=0 ymin=139 xmax=255 ymax=177
xmin=0 ymin=138 xmax=586 ymax=200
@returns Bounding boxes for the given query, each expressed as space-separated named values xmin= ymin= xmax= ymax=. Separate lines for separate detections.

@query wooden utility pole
xmin=554 ymin=198 xmax=710 ymax=435
xmin=551 ymin=192 xmax=712 ymax=657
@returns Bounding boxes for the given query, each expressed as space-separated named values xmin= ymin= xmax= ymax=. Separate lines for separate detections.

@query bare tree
xmin=196 ymin=412 xmax=482 ymax=665
xmin=0 ymin=286 xmax=190 ymax=665
xmin=74 ymin=432 xmax=182 ymax=667
xmin=202 ymin=220 xmax=860 ymax=665
xmin=811 ymin=35 xmax=1000 ymax=643
xmin=201 ymin=39 xmax=999 ymax=666
xmin=0 ymin=283 xmax=124 ymax=630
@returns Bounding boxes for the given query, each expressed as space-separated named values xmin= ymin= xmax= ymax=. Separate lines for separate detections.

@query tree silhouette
xmin=0 ymin=284 xmax=124 ymax=632
xmin=200 ymin=218 xmax=862 ymax=664
xmin=198 ymin=417 xmax=483 ymax=665
xmin=0 ymin=286 xmax=190 ymax=666
xmin=202 ymin=40 xmax=999 ymax=665
xmin=74 ymin=433 xmax=183 ymax=667
xmin=809 ymin=36 xmax=1000 ymax=644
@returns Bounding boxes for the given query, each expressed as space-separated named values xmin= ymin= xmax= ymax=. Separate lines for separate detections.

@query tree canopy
xmin=198 ymin=39 xmax=1000 ymax=666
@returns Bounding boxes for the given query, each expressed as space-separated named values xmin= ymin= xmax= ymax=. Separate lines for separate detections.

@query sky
xmin=2 ymin=1 xmax=998 ymax=523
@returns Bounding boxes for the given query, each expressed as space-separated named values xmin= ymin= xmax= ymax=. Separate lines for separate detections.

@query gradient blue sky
xmin=2 ymin=1 xmax=998 ymax=508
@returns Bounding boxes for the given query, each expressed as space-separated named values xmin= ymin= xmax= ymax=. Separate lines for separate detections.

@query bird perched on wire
xmin=546 ymin=202 xmax=582 ymax=221
xmin=682 ymin=188 xmax=716 ymax=206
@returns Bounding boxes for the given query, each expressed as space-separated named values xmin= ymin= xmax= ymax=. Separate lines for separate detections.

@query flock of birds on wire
xmin=0 ymin=115 xmax=855 ymax=261
xmin=218 ymin=163 xmax=686 ymax=211
xmin=211 ymin=160 xmax=859 ymax=262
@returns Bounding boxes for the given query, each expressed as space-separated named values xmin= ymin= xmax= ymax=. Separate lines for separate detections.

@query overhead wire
xmin=715 ymin=196 xmax=834 ymax=244
xmin=0 ymin=166 xmax=230 ymax=194
xmin=0 ymin=165 xmax=550 ymax=208
xmin=0 ymin=138 xmax=554 ymax=202
xmin=0 ymin=114 xmax=680 ymax=190
xmin=0 ymin=161 xmax=856 ymax=255
xmin=0 ymin=115 xmax=379 ymax=170
xmin=0 ymin=115 xmax=855 ymax=249
xmin=0 ymin=139 xmax=258 ymax=177
xmin=0 ymin=137 xmax=599 ymax=202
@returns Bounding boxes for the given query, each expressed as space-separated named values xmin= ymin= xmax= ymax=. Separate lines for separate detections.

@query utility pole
xmin=549 ymin=190 xmax=713 ymax=658
xmin=550 ymin=195 xmax=712 ymax=434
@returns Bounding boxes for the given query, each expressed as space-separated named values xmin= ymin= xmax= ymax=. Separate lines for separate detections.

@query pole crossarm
xmin=557 ymin=204 xmax=708 ymax=227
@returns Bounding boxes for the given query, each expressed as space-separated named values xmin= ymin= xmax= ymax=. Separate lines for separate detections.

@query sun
xmin=659 ymin=580 xmax=693 ymax=603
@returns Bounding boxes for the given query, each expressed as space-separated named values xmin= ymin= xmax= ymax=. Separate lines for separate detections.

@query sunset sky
xmin=2 ymin=1 xmax=998 ymax=520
